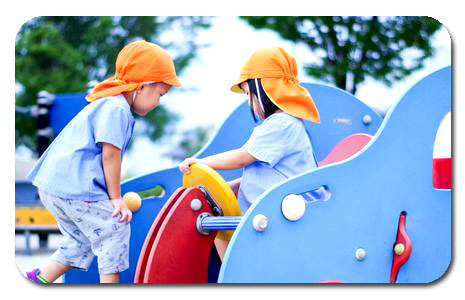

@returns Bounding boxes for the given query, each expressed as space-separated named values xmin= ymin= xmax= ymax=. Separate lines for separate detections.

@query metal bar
xmin=200 ymin=216 xmax=242 ymax=231
xmin=24 ymin=229 xmax=32 ymax=256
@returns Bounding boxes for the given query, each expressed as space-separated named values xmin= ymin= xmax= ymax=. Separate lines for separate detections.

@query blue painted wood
xmin=15 ymin=181 xmax=39 ymax=206
xmin=302 ymin=83 xmax=382 ymax=162
xmin=49 ymin=93 xmax=88 ymax=136
xmin=219 ymin=67 xmax=451 ymax=283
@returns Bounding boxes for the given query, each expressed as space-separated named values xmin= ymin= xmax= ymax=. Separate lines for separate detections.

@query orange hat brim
xmin=231 ymin=76 xmax=248 ymax=94
xmin=162 ymin=76 xmax=182 ymax=88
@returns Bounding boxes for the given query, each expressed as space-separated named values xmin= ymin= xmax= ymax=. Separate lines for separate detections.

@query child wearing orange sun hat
xmin=26 ymin=40 xmax=181 ymax=283
xmin=230 ymin=46 xmax=320 ymax=123
xmin=86 ymin=40 xmax=181 ymax=101
xmin=179 ymin=47 xmax=319 ymax=259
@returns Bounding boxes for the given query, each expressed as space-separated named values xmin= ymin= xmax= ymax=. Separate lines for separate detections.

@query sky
xmin=120 ymin=16 xmax=452 ymax=177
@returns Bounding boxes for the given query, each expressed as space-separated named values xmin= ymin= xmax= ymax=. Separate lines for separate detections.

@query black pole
xmin=36 ymin=91 xmax=55 ymax=156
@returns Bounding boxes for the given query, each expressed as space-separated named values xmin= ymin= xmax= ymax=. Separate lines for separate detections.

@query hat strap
xmin=131 ymin=81 xmax=157 ymax=106
xmin=131 ymin=88 xmax=138 ymax=106
xmin=254 ymin=79 xmax=265 ymax=115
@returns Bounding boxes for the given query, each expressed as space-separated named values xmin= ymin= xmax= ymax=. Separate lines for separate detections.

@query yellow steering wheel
xmin=183 ymin=163 xmax=241 ymax=240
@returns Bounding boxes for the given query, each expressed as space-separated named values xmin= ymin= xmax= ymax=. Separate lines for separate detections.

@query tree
xmin=240 ymin=16 xmax=443 ymax=95
xmin=15 ymin=16 xmax=212 ymax=152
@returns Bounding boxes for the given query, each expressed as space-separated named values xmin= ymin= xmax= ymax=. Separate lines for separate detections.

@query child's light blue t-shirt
xmin=27 ymin=95 xmax=135 ymax=201
xmin=237 ymin=112 xmax=317 ymax=213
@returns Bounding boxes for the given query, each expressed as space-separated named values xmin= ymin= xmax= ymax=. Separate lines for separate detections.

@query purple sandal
xmin=26 ymin=268 xmax=41 ymax=283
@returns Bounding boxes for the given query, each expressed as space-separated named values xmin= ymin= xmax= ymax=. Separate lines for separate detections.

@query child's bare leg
xmin=100 ymin=273 xmax=120 ymax=283
xmin=39 ymin=260 xmax=72 ymax=282
xmin=214 ymin=238 xmax=229 ymax=261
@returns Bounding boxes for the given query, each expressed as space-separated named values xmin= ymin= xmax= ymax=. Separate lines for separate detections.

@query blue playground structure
xmin=219 ymin=67 xmax=451 ymax=283
xmin=18 ymin=67 xmax=450 ymax=283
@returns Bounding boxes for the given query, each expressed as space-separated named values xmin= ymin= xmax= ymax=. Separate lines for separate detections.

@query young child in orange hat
xmin=26 ymin=40 xmax=181 ymax=283
xmin=179 ymin=47 xmax=320 ymax=259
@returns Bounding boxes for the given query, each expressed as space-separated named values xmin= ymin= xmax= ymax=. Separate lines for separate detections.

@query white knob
xmin=355 ymin=248 xmax=366 ymax=261
xmin=362 ymin=114 xmax=372 ymax=125
xmin=253 ymin=214 xmax=268 ymax=232
xmin=190 ymin=199 xmax=202 ymax=211
xmin=281 ymin=194 xmax=306 ymax=221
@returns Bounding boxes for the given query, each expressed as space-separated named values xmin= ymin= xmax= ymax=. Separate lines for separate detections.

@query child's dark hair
xmin=246 ymin=79 xmax=280 ymax=122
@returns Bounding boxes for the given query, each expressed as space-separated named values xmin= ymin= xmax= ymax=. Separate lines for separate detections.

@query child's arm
xmin=179 ymin=148 xmax=256 ymax=174
xmin=102 ymin=143 xmax=132 ymax=223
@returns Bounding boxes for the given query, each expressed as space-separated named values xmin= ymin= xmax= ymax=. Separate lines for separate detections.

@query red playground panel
xmin=142 ymin=188 xmax=217 ymax=283
xmin=433 ymin=158 xmax=451 ymax=189
xmin=134 ymin=187 xmax=186 ymax=283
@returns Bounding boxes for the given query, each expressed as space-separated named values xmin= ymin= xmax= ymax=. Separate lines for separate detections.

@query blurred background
xmin=15 ymin=16 xmax=451 ymax=179
xmin=14 ymin=16 xmax=451 ymax=280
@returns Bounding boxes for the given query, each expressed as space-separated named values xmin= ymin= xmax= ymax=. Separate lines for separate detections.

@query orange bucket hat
xmin=231 ymin=47 xmax=320 ymax=123
xmin=86 ymin=40 xmax=181 ymax=101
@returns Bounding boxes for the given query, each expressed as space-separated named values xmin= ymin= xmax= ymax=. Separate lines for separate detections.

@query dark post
xmin=36 ymin=91 xmax=55 ymax=156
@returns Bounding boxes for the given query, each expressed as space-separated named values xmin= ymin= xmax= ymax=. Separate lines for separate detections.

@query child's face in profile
xmin=240 ymin=81 xmax=265 ymax=120
xmin=132 ymin=83 xmax=171 ymax=116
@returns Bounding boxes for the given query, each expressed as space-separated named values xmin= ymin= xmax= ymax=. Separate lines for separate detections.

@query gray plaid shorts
xmin=39 ymin=190 xmax=130 ymax=275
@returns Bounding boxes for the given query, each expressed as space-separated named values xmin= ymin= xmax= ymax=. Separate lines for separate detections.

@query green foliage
xmin=15 ymin=16 xmax=212 ymax=152
xmin=240 ymin=16 xmax=443 ymax=95
xmin=181 ymin=125 xmax=214 ymax=159
xmin=167 ymin=125 xmax=214 ymax=161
